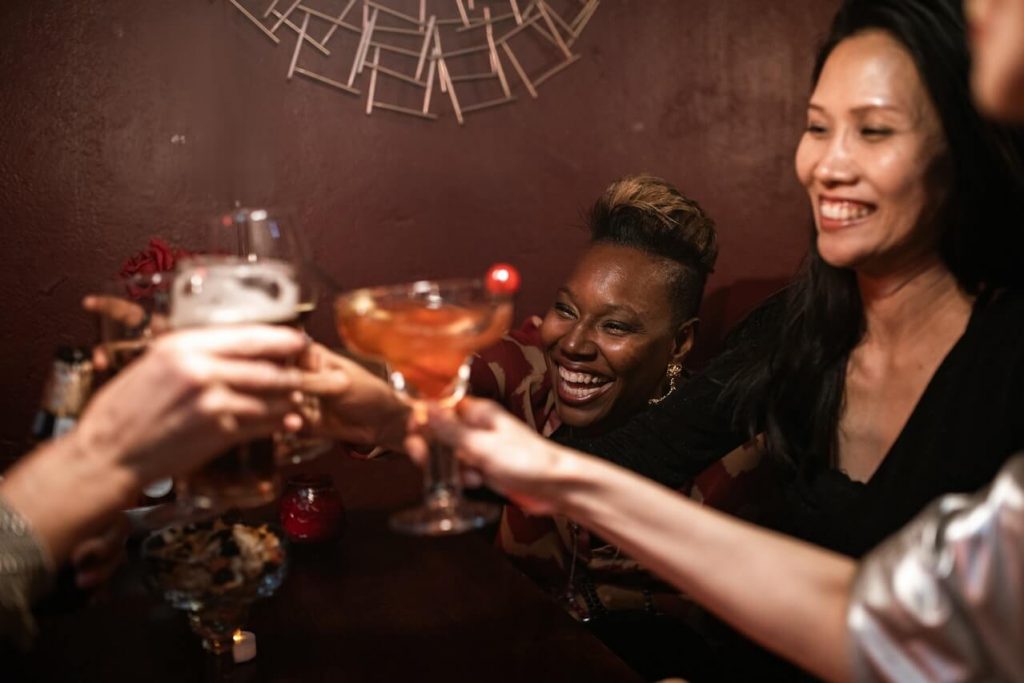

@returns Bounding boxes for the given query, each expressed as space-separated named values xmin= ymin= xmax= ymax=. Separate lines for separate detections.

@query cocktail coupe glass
xmin=142 ymin=519 xmax=288 ymax=665
xmin=334 ymin=277 xmax=514 ymax=535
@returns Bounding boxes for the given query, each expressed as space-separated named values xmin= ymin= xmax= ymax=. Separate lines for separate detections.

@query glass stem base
xmin=389 ymin=495 xmax=500 ymax=536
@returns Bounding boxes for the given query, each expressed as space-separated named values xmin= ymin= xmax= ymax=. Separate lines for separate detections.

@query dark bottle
xmin=30 ymin=345 xmax=175 ymax=506
xmin=31 ymin=346 xmax=94 ymax=442
xmin=29 ymin=347 xmax=96 ymax=612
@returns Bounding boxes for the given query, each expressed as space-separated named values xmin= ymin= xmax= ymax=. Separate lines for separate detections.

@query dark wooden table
xmin=15 ymin=453 xmax=644 ymax=682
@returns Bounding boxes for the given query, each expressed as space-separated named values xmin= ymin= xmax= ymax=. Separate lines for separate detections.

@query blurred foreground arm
xmin=0 ymin=325 xmax=309 ymax=645
xmin=849 ymin=455 xmax=1024 ymax=682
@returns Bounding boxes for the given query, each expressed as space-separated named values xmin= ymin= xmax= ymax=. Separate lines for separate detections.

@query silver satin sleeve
xmin=848 ymin=455 xmax=1024 ymax=683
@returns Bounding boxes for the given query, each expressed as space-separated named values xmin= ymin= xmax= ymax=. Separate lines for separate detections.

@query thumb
xmin=454 ymin=397 xmax=506 ymax=429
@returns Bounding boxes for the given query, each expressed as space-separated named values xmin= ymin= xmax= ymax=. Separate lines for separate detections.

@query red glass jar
xmin=278 ymin=474 xmax=344 ymax=543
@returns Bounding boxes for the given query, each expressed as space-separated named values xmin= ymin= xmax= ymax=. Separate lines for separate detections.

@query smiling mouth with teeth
xmin=820 ymin=199 xmax=875 ymax=222
xmin=555 ymin=364 xmax=613 ymax=404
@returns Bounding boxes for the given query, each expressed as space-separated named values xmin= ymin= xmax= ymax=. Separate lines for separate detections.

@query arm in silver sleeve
xmin=848 ymin=455 xmax=1024 ymax=683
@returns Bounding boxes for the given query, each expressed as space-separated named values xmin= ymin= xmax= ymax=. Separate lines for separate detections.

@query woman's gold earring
xmin=649 ymin=363 xmax=682 ymax=406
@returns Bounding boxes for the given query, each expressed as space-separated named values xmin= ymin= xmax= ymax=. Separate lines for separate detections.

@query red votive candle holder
xmin=279 ymin=474 xmax=345 ymax=543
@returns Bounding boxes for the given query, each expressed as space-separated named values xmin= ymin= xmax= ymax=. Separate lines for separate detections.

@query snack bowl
xmin=142 ymin=517 xmax=287 ymax=654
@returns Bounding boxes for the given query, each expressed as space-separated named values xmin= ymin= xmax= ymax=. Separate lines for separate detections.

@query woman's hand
xmin=408 ymin=398 xmax=573 ymax=516
xmin=298 ymin=343 xmax=410 ymax=452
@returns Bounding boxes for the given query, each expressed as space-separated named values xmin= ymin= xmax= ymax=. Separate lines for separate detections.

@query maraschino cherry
xmin=485 ymin=263 xmax=521 ymax=296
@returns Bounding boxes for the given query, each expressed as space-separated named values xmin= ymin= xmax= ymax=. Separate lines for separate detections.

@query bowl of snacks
xmin=142 ymin=517 xmax=287 ymax=655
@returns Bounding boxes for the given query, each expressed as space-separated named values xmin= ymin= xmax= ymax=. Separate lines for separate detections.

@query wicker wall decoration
xmin=225 ymin=0 xmax=599 ymax=124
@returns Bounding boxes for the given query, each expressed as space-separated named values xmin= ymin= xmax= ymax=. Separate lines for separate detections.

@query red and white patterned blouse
xmin=470 ymin=317 xmax=768 ymax=616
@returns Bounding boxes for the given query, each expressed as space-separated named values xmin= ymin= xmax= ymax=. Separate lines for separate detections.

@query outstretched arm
xmin=421 ymin=398 xmax=855 ymax=682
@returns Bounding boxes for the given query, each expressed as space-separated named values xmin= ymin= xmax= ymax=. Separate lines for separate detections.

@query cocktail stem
xmin=422 ymin=434 xmax=461 ymax=509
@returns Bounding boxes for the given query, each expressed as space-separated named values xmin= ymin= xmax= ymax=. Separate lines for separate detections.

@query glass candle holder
xmin=278 ymin=474 xmax=345 ymax=543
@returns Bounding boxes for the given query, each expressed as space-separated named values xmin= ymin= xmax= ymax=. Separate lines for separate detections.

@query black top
xmin=557 ymin=289 xmax=1024 ymax=558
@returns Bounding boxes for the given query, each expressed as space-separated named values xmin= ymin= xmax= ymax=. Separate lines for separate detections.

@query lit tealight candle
xmin=232 ymin=630 xmax=257 ymax=664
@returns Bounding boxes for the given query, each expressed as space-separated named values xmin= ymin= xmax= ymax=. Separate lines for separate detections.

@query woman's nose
xmin=560 ymin=323 xmax=597 ymax=358
xmin=813 ymin=132 xmax=858 ymax=186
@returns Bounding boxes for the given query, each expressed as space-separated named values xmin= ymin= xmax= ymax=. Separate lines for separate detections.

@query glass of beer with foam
xmin=170 ymin=256 xmax=300 ymax=510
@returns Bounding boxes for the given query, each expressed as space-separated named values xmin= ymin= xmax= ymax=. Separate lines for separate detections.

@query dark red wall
xmin=0 ymin=0 xmax=839 ymax=456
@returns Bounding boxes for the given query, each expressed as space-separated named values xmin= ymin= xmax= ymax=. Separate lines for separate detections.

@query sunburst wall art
xmin=225 ymin=0 xmax=599 ymax=124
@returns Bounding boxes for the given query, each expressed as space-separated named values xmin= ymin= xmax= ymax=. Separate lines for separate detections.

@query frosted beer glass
xmin=170 ymin=256 xmax=300 ymax=510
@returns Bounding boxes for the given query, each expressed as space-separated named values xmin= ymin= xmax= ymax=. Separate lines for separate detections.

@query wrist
xmin=65 ymin=422 xmax=140 ymax=510
xmin=537 ymin=443 xmax=599 ymax=516
xmin=1 ymin=430 xmax=138 ymax=564
xmin=551 ymin=449 xmax=620 ymax=523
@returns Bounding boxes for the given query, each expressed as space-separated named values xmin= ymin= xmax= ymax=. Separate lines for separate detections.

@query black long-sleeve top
xmin=557 ymin=289 xmax=1024 ymax=558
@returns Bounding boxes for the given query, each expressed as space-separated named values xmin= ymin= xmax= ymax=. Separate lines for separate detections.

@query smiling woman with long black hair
xmin=559 ymin=0 xmax=1024 ymax=561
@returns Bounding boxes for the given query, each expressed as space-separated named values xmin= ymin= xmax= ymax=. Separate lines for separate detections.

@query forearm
xmin=0 ymin=431 xmax=136 ymax=566
xmin=553 ymin=450 xmax=856 ymax=682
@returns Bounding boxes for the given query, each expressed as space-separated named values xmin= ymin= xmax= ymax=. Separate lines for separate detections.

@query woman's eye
xmin=805 ymin=122 xmax=828 ymax=135
xmin=861 ymin=127 xmax=893 ymax=139
xmin=602 ymin=321 xmax=633 ymax=335
xmin=553 ymin=302 xmax=576 ymax=319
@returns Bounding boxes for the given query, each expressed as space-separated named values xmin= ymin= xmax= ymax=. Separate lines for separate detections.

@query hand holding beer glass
xmin=170 ymin=256 xmax=303 ymax=510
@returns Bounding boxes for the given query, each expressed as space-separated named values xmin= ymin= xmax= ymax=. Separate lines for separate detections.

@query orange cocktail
xmin=334 ymin=268 xmax=518 ymax=535
xmin=339 ymin=300 xmax=512 ymax=401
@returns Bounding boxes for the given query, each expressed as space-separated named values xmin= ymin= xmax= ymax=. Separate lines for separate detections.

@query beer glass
xmin=170 ymin=256 xmax=300 ymax=510
xmin=210 ymin=208 xmax=330 ymax=464
xmin=97 ymin=271 xmax=174 ymax=371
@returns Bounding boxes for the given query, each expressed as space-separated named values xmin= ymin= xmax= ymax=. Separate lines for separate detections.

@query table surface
xmin=15 ymin=453 xmax=644 ymax=682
